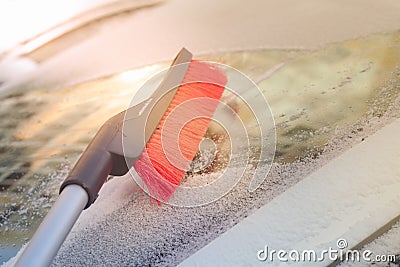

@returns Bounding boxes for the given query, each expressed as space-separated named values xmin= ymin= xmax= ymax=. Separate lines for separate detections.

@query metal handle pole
xmin=15 ymin=184 xmax=89 ymax=267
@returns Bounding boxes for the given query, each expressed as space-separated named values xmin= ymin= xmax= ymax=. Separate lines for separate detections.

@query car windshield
xmin=1 ymin=31 xmax=400 ymax=262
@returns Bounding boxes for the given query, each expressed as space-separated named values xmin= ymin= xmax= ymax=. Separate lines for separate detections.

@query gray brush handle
xmin=14 ymin=184 xmax=88 ymax=267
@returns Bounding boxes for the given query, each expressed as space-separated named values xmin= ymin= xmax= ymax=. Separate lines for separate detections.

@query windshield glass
xmin=1 ymin=31 xmax=400 ymax=263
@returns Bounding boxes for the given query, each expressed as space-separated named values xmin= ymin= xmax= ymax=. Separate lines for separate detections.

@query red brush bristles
xmin=134 ymin=60 xmax=227 ymax=202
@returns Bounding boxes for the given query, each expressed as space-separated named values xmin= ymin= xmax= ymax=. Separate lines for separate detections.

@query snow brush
xmin=15 ymin=48 xmax=227 ymax=267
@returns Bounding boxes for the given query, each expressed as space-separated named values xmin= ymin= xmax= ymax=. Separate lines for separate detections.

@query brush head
xmin=134 ymin=60 xmax=227 ymax=202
